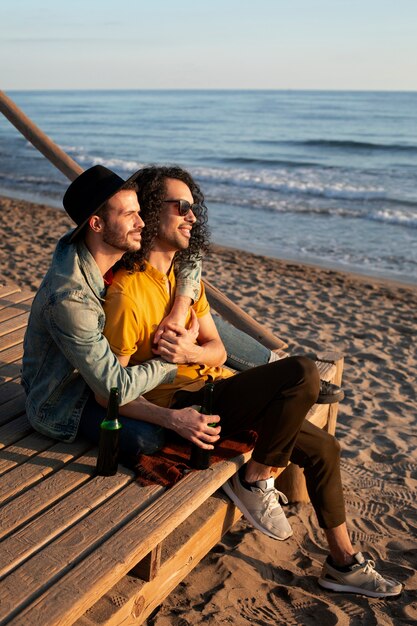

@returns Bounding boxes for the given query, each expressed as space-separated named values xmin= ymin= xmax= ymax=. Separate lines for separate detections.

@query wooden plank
xmin=0 ymin=294 xmax=33 ymax=323
xmin=0 ymin=467 xmax=135 ymax=579
xmin=0 ymin=311 xmax=30 ymax=338
xmin=0 ymin=448 xmax=98 ymax=540
xmin=0 ymin=283 xmax=21 ymax=300
xmin=327 ymin=356 xmax=344 ymax=436
xmin=0 ymin=431 xmax=55 ymax=475
xmin=130 ymin=543 xmax=162 ymax=582
xmin=0 ymin=327 xmax=25 ymax=352
xmin=0 ymin=437 xmax=91 ymax=505
xmin=0 ymin=377 xmax=24 ymax=406
xmin=316 ymin=360 xmax=336 ymax=381
xmin=9 ymin=452 xmax=251 ymax=626
xmin=0 ymin=393 xmax=26 ymax=426
xmin=0 ymin=482 xmax=163 ymax=624
xmin=0 ymin=343 xmax=23 ymax=367
xmin=76 ymin=494 xmax=243 ymax=626
xmin=0 ymin=358 xmax=23 ymax=385
xmin=0 ymin=415 xmax=32 ymax=449
xmin=306 ymin=401 xmax=331 ymax=430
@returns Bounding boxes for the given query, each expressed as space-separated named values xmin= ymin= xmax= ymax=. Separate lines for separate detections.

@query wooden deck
xmin=0 ymin=282 xmax=343 ymax=625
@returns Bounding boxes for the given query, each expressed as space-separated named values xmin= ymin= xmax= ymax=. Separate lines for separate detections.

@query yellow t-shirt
xmin=103 ymin=262 xmax=233 ymax=407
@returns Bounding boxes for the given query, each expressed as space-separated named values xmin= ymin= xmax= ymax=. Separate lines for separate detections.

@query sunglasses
xmin=163 ymin=199 xmax=202 ymax=216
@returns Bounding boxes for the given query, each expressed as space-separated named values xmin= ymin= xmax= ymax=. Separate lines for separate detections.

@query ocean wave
xmin=216 ymin=156 xmax=321 ymax=168
xmin=11 ymin=146 xmax=415 ymax=226
xmin=302 ymin=139 xmax=417 ymax=153
xmin=207 ymin=189 xmax=417 ymax=229
xmin=192 ymin=165 xmax=386 ymax=202
xmin=74 ymin=154 xmax=144 ymax=173
xmin=255 ymin=138 xmax=417 ymax=153
xmin=368 ymin=209 xmax=417 ymax=228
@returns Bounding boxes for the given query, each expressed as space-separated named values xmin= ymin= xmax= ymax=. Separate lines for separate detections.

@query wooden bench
xmin=0 ymin=281 xmax=343 ymax=625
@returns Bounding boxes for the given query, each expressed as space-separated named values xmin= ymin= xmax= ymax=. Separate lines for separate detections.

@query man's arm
xmin=154 ymin=255 xmax=202 ymax=338
xmin=99 ymin=393 xmax=221 ymax=449
xmin=153 ymin=309 xmax=227 ymax=367
xmin=47 ymin=294 xmax=177 ymax=405
xmin=96 ymin=352 xmax=221 ymax=450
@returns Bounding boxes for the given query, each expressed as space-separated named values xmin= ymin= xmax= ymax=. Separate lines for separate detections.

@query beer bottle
xmin=96 ymin=387 xmax=122 ymax=476
xmin=189 ymin=382 xmax=217 ymax=470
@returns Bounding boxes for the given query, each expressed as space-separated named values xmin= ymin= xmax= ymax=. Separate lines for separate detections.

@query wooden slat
xmin=0 ymin=377 xmax=24 ymax=406
xmin=0 ymin=283 xmax=22 ymax=300
xmin=0 ymin=394 xmax=26 ymax=426
xmin=0 ymin=311 xmax=30 ymax=338
xmin=130 ymin=543 xmax=162 ymax=582
xmin=316 ymin=360 xmax=336 ymax=381
xmin=0 ymin=448 xmax=97 ymax=540
xmin=0 ymin=327 xmax=25 ymax=352
xmin=327 ymin=356 xmax=344 ymax=436
xmin=0 ymin=415 xmax=32 ymax=449
xmin=0 ymin=438 xmax=91 ymax=505
xmin=0 ymin=294 xmax=33 ymax=323
xmin=0 ymin=358 xmax=23 ymax=385
xmin=77 ymin=494 xmax=243 ymax=626
xmin=0 ymin=431 xmax=55 ymax=475
xmin=9 ymin=452 xmax=251 ymax=626
xmin=0 ymin=343 xmax=23 ymax=366
xmin=0 ymin=482 xmax=162 ymax=624
xmin=0 ymin=467 xmax=135 ymax=579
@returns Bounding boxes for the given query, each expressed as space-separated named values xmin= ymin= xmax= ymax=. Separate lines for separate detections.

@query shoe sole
xmin=316 ymin=390 xmax=345 ymax=404
xmin=222 ymin=480 xmax=293 ymax=541
xmin=318 ymin=577 xmax=403 ymax=598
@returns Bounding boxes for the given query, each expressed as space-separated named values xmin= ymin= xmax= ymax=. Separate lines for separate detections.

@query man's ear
xmin=88 ymin=215 xmax=103 ymax=233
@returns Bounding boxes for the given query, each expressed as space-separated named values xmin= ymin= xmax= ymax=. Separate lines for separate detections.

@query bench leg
xmin=326 ymin=356 xmax=344 ymax=436
xmin=275 ymin=464 xmax=310 ymax=503
xmin=130 ymin=544 xmax=162 ymax=582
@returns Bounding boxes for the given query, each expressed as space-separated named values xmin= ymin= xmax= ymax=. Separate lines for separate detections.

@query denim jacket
xmin=22 ymin=231 xmax=201 ymax=442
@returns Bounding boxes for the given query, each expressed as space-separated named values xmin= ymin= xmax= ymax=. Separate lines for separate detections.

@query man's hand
xmin=153 ymin=309 xmax=200 ymax=363
xmin=170 ymin=405 xmax=221 ymax=449
xmin=154 ymin=295 xmax=194 ymax=344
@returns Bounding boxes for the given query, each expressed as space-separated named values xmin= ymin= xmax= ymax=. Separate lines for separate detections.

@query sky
xmin=1 ymin=0 xmax=416 ymax=91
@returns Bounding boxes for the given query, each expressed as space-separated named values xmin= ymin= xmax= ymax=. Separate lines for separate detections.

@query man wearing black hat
xmin=22 ymin=165 xmax=201 ymax=444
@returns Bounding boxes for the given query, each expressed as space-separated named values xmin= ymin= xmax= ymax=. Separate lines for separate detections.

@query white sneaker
xmin=318 ymin=552 xmax=403 ymax=598
xmin=222 ymin=473 xmax=293 ymax=541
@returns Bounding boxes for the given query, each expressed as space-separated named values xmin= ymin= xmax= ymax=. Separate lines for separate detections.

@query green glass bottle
xmin=190 ymin=382 xmax=216 ymax=470
xmin=96 ymin=387 xmax=122 ymax=476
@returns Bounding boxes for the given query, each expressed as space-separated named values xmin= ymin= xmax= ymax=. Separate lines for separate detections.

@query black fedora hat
xmin=63 ymin=165 xmax=139 ymax=242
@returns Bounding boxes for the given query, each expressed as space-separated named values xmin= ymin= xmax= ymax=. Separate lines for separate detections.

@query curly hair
xmin=118 ymin=166 xmax=210 ymax=272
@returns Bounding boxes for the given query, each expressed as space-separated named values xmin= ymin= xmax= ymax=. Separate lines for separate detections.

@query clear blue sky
xmin=1 ymin=0 xmax=416 ymax=90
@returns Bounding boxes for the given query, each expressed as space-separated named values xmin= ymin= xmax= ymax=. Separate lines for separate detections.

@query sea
xmin=1 ymin=90 xmax=417 ymax=285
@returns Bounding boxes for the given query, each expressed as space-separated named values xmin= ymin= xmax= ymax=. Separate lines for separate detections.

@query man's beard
xmin=102 ymin=223 xmax=141 ymax=253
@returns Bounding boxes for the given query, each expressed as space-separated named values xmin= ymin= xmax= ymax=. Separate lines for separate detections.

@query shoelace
xmin=262 ymin=487 xmax=289 ymax=514
xmin=320 ymin=381 xmax=334 ymax=393
xmin=361 ymin=559 xmax=385 ymax=583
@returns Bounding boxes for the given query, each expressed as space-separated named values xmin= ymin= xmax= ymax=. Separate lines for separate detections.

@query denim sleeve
xmin=46 ymin=294 xmax=177 ymax=404
xmin=175 ymin=254 xmax=202 ymax=302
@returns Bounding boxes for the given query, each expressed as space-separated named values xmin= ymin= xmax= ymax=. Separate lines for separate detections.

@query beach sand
xmin=1 ymin=195 xmax=416 ymax=625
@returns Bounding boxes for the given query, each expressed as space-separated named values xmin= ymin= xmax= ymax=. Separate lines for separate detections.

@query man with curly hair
xmin=101 ymin=165 xmax=402 ymax=598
